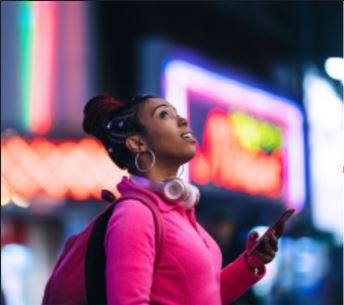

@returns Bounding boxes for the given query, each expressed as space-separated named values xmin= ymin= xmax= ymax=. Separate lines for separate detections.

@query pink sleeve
xmin=104 ymin=199 xmax=156 ymax=305
xmin=220 ymin=253 xmax=266 ymax=305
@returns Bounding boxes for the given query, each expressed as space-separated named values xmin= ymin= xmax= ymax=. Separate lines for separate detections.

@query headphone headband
xmin=130 ymin=175 xmax=200 ymax=210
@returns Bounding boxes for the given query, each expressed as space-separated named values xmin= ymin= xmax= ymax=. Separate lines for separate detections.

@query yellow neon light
xmin=231 ymin=112 xmax=282 ymax=152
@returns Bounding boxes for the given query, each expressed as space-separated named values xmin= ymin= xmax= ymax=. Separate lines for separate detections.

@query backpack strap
xmin=85 ymin=192 xmax=165 ymax=305
xmin=124 ymin=192 xmax=165 ymax=260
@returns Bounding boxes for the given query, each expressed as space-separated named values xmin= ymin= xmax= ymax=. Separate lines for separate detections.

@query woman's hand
xmin=244 ymin=228 xmax=282 ymax=272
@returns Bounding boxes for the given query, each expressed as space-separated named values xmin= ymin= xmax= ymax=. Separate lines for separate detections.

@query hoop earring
xmin=177 ymin=165 xmax=184 ymax=178
xmin=134 ymin=149 xmax=156 ymax=172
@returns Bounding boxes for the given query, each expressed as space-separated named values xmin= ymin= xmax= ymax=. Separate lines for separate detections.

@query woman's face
xmin=138 ymin=98 xmax=197 ymax=166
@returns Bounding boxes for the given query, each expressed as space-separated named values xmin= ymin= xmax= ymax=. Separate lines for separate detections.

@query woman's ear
xmin=125 ymin=135 xmax=147 ymax=153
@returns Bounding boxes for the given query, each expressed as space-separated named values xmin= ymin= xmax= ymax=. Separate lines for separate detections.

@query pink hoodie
xmin=105 ymin=177 xmax=265 ymax=305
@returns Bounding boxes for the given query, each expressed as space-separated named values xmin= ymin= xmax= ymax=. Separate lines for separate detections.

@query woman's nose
xmin=178 ymin=115 xmax=188 ymax=127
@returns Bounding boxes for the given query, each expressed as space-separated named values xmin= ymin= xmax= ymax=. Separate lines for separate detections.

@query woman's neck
xmin=136 ymin=164 xmax=179 ymax=183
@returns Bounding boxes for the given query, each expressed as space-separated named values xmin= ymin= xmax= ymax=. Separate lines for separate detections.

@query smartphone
xmin=248 ymin=208 xmax=295 ymax=256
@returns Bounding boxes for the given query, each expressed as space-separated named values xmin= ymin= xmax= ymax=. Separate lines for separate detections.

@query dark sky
xmin=92 ymin=1 xmax=342 ymax=101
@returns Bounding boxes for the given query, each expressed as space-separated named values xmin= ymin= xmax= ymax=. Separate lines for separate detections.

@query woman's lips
xmin=181 ymin=131 xmax=197 ymax=143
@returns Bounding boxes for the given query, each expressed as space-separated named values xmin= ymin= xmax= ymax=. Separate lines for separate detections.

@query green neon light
xmin=19 ymin=1 xmax=34 ymax=130
xmin=231 ymin=112 xmax=282 ymax=153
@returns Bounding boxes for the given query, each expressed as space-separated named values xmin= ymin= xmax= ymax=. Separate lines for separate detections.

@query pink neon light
xmin=29 ymin=2 xmax=57 ymax=134
xmin=57 ymin=2 xmax=86 ymax=130
xmin=163 ymin=60 xmax=305 ymax=211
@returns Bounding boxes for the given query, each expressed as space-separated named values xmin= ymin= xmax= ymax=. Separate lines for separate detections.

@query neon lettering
xmin=190 ymin=108 xmax=283 ymax=197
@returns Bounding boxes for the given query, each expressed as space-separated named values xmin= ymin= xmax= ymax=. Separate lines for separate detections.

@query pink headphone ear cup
xmin=163 ymin=178 xmax=185 ymax=201
xmin=181 ymin=185 xmax=200 ymax=210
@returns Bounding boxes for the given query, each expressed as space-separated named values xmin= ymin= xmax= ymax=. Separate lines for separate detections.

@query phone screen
xmin=248 ymin=208 xmax=295 ymax=256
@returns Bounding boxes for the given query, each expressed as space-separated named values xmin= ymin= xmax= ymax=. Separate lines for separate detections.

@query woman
xmin=82 ymin=94 xmax=280 ymax=305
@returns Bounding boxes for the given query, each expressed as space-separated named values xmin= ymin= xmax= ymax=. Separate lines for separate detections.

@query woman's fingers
xmin=255 ymin=250 xmax=274 ymax=263
xmin=275 ymin=222 xmax=285 ymax=238
xmin=248 ymin=230 xmax=281 ymax=265
xmin=268 ymin=231 xmax=279 ymax=251
xmin=263 ymin=235 xmax=275 ymax=256
xmin=254 ymin=232 xmax=279 ymax=263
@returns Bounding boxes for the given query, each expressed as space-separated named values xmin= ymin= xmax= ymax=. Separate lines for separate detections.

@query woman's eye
xmin=159 ymin=110 xmax=169 ymax=118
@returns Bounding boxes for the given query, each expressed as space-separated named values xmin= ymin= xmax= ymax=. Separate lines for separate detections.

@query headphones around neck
xmin=130 ymin=175 xmax=200 ymax=210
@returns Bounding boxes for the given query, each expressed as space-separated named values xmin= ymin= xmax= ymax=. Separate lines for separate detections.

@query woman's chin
xmin=181 ymin=148 xmax=196 ymax=164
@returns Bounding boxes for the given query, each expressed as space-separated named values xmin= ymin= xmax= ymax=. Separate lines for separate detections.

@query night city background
xmin=1 ymin=2 xmax=343 ymax=305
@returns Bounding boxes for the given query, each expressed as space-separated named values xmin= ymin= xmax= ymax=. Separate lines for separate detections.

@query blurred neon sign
xmin=191 ymin=109 xmax=283 ymax=197
xmin=231 ymin=112 xmax=282 ymax=152
xmin=1 ymin=136 xmax=126 ymax=203
xmin=16 ymin=2 xmax=87 ymax=134
xmin=20 ymin=2 xmax=57 ymax=134
xmin=163 ymin=60 xmax=305 ymax=210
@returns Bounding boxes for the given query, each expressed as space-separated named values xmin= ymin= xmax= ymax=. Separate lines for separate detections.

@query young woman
xmin=82 ymin=94 xmax=280 ymax=305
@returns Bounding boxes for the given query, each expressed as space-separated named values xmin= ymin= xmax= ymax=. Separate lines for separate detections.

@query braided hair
xmin=82 ymin=94 xmax=155 ymax=172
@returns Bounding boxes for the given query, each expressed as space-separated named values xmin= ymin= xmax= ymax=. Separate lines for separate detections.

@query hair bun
xmin=82 ymin=94 xmax=123 ymax=139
